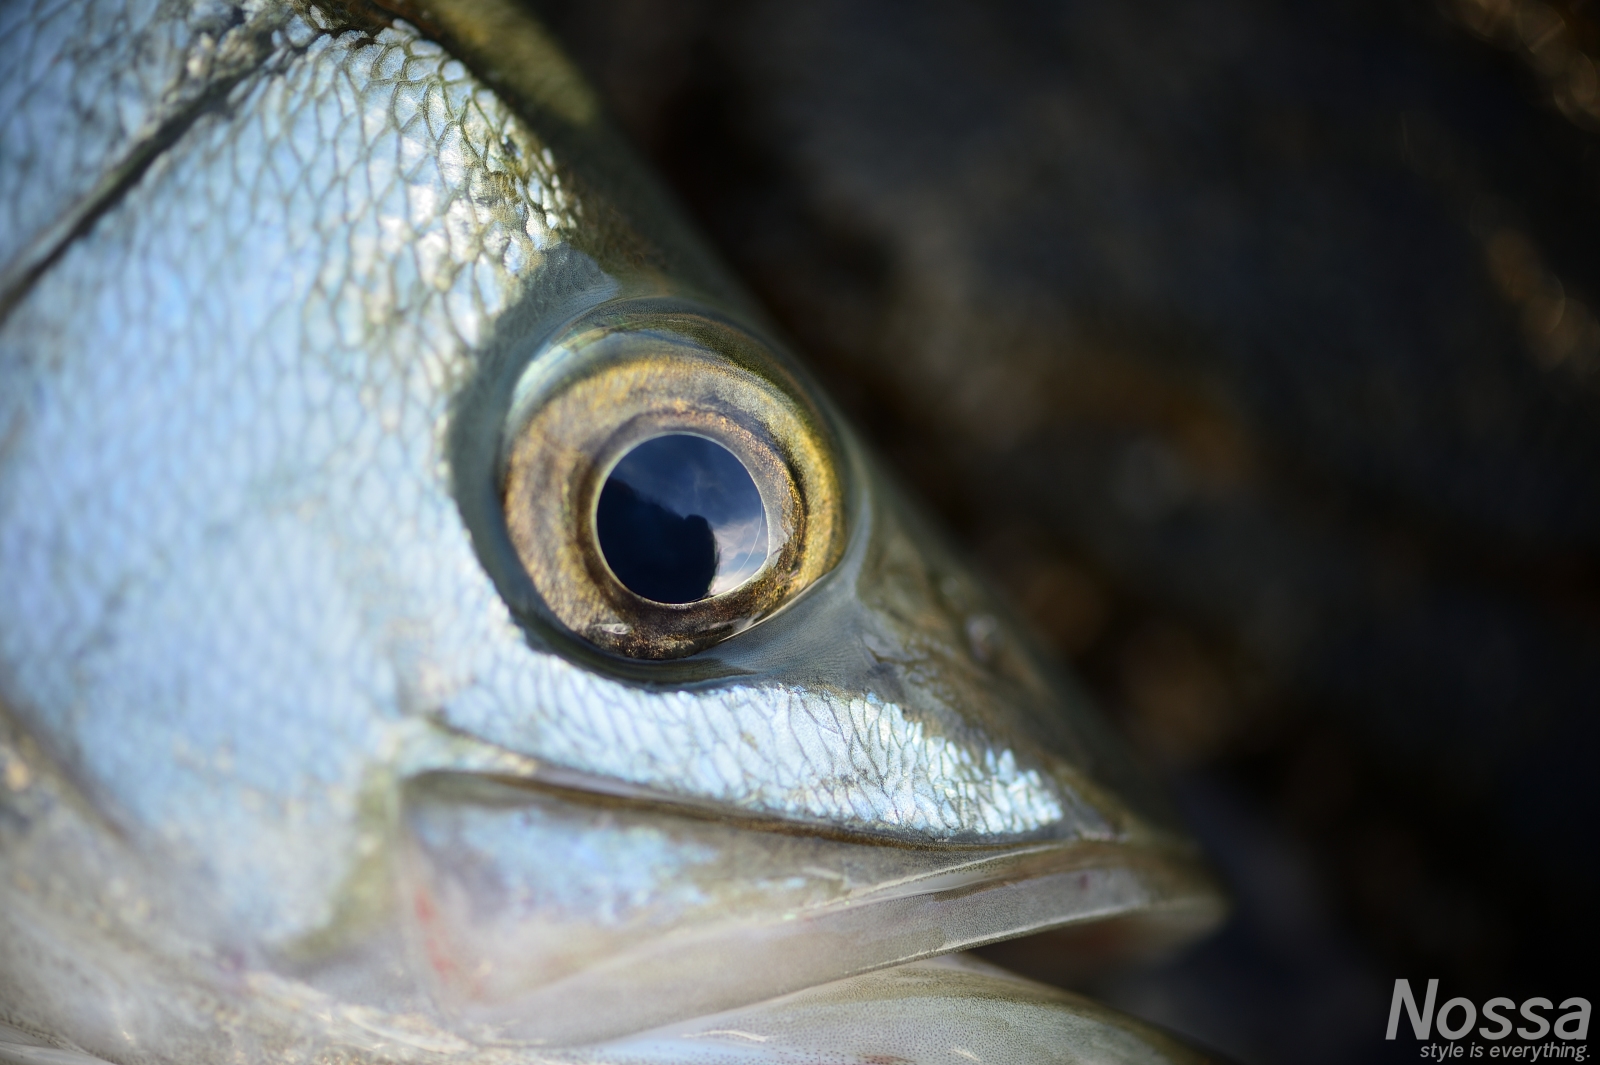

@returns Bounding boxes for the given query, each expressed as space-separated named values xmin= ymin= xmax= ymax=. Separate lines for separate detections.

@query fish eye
xmin=500 ymin=304 xmax=845 ymax=659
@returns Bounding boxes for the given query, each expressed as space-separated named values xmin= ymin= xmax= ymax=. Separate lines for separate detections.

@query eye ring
xmin=500 ymin=305 xmax=845 ymax=659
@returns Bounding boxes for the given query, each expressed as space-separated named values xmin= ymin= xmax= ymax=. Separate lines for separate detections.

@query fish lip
xmin=414 ymin=763 xmax=1085 ymax=849
xmin=411 ymin=746 xmax=1204 ymax=859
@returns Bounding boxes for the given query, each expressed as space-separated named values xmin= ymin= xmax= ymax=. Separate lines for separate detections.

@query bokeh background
xmin=525 ymin=0 xmax=1599 ymax=1060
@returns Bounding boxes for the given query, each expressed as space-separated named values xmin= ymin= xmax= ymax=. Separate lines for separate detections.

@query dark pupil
xmin=595 ymin=434 xmax=769 ymax=604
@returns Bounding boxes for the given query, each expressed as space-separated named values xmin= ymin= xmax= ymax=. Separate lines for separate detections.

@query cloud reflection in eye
xmin=596 ymin=433 xmax=770 ymax=604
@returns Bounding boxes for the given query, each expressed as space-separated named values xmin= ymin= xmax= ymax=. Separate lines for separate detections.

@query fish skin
xmin=0 ymin=1 xmax=1221 ymax=1060
xmin=0 ymin=0 xmax=290 ymax=296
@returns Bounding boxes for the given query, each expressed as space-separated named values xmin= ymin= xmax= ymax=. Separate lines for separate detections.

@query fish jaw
xmin=0 ymin=728 xmax=1212 ymax=1064
xmin=388 ymin=773 xmax=1217 ymax=1045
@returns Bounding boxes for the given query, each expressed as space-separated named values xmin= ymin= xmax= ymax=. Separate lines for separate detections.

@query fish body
xmin=0 ymin=1 xmax=1223 ymax=1060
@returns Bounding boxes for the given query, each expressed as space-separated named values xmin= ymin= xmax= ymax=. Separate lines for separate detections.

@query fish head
xmin=0 ymin=0 xmax=1221 ymax=1055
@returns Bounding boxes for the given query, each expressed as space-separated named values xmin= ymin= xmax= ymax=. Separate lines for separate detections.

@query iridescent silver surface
xmin=0 ymin=1 xmax=1224 ymax=1061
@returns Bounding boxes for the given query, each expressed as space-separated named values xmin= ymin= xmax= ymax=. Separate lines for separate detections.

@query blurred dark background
xmin=525 ymin=0 xmax=1599 ymax=1060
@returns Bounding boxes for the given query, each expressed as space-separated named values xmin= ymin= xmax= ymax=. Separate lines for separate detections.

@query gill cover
xmin=0 ymin=0 xmax=1222 ymax=1058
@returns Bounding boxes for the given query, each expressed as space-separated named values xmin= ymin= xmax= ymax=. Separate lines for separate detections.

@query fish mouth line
xmin=403 ymin=767 xmax=1202 ymax=904
xmin=413 ymin=764 xmax=1077 ymax=851
xmin=414 ymin=713 xmax=1131 ymax=850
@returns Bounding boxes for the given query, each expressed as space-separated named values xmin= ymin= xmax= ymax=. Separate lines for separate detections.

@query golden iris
xmin=500 ymin=304 xmax=845 ymax=659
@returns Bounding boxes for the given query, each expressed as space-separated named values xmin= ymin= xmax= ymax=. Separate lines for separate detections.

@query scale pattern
xmin=0 ymin=0 xmax=287 ymax=275
xmin=0 ymin=12 xmax=577 ymax=939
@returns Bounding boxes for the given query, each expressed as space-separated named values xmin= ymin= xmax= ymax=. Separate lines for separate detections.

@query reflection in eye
xmin=596 ymin=434 xmax=769 ymax=603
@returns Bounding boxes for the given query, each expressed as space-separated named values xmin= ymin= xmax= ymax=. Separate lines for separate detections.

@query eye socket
xmin=500 ymin=305 xmax=845 ymax=659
